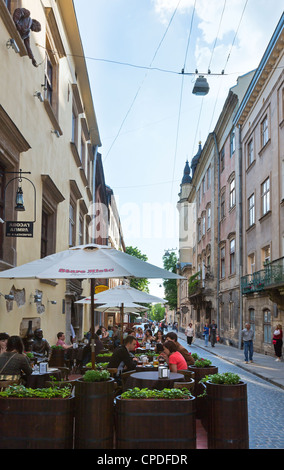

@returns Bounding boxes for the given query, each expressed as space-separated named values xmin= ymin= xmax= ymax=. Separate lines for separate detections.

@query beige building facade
xmin=0 ymin=0 xmax=118 ymax=346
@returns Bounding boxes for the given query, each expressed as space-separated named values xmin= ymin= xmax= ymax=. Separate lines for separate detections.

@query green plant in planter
xmin=191 ymin=353 xmax=200 ymax=361
xmin=51 ymin=345 xmax=64 ymax=350
xmin=85 ymin=362 xmax=109 ymax=369
xmin=0 ymin=384 xmax=72 ymax=399
xmin=197 ymin=372 xmax=241 ymax=398
xmin=25 ymin=352 xmax=34 ymax=360
xmin=83 ymin=369 xmax=110 ymax=382
xmin=194 ymin=358 xmax=212 ymax=367
xmin=97 ymin=352 xmax=112 ymax=359
xmin=200 ymin=372 xmax=241 ymax=385
xmin=121 ymin=387 xmax=192 ymax=400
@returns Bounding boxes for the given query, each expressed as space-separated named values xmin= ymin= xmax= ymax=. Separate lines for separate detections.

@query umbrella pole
xmin=90 ymin=278 xmax=96 ymax=369
xmin=120 ymin=303 xmax=124 ymax=345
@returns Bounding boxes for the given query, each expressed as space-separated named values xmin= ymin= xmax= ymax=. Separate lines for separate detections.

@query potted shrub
xmin=0 ymin=384 xmax=74 ymax=449
xmin=115 ymin=387 xmax=196 ymax=449
xmin=200 ymin=372 xmax=249 ymax=449
xmin=188 ymin=356 xmax=218 ymax=424
xmin=74 ymin=369 xmax=115 ymax=449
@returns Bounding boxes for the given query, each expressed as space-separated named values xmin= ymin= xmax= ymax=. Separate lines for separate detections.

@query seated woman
xmin=162 ymin=340 xmax=187 ymax=372
xmin=154 ymin=330 xmax=164 ymax=343
xmin=0 ymin=335 xmax=33 ymax=380
xmin=0 ymin=332 xmax=9 ymax=354
xmin=142 ymin=329 xmax=155 ymax=344
xmin=136 ymin=327 xmax=144 ymax=339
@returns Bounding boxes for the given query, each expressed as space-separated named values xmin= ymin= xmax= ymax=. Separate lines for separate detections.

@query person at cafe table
xmin=165 ymin=331 xmax=195 ymax=366
xmin=108 ymin=335 xmax=138 ymax=375
xmin=0 ymin=335 xmax=32 ymax=382
xmin=160 ymin=341 xmax=187 ymax=372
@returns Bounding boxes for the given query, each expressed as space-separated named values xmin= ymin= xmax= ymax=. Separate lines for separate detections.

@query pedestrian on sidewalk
xmin=273 ymin=324 xmax=283 ymax=362
xmin=241 ymin=323 xmax=254 ymax=363
xmin=203 ymin=323 xmax=209 ymax=347
xmin=185 ymin=322 xmax=194 ymax=346
xmin=209 ymin=320 xmax=218 ymax=347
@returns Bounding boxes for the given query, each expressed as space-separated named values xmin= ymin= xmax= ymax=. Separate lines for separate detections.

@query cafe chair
xmin=174 ymin=380 xmax=195 ymax=393
xmin=0 ymin=379 xmax=19 ymax=391
xmin=58 ymin=367 xmax=69 ymax=381
xmin=121 ymin=370 xmax=134 ymax=391
xmin=107 ymin=368 xmax=118 ymax=378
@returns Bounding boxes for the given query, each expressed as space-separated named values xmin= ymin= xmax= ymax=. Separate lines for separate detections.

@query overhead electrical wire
xmin=170 ymin=0 xmax=197 ymax=200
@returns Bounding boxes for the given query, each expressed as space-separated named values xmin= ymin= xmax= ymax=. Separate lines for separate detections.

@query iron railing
xmin=241 ymin=257 xmax=284 ymax=294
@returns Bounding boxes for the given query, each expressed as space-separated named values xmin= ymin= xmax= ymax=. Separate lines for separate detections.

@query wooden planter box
xmin=188 ymin=365 xmax=218 ymax=426
xmin=115 ymin=396 xmax=196 ymax=449
xmin=74 ymin=378 xmax=115 ymax=449
xmin=206 ymin=381 xmax=249 ymax=449
xmin=0 ymin=396 xmax=74 ymax=449
xmin=49 ymin=348 xmax=65 ymax=367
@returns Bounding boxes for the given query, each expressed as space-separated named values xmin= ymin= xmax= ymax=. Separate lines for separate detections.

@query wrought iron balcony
xmin=241 ymin=257 xmax=284 ymax=294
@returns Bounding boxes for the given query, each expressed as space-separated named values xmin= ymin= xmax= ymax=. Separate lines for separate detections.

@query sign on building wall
xmin=6 ymin=221 xmax=34 ymax=237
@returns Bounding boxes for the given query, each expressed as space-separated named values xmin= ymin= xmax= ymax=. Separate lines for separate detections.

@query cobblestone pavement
xmin=175 ymin=332 xmax=284 ymax=449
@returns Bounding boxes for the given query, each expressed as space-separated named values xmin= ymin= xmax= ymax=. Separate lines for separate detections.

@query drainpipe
xmin=238 ymin=125 xmax=243 ymax=349
xmin=212 ymin=132 xmax=220 ymax=333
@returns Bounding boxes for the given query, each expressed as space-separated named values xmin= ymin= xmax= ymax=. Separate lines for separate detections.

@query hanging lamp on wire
xmin=192 ymin=75 xmax=210 ymax=96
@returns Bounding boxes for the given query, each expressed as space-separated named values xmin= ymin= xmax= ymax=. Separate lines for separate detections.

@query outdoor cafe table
xmin=25 ymin=368 xmax=62 ymax=389
xmin=124 ymin=371 xmax=184 ymax=391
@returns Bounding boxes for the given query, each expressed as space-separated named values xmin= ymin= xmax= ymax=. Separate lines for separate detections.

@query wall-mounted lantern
xmin=1 ymin=169 xmax=36 ymax=238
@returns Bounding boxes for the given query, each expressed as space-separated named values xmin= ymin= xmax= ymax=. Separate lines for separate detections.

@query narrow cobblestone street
xmin=176 ymin=331 xmax=284 ymax=449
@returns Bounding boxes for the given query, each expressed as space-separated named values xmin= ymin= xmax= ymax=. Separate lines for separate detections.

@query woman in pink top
xmin=162 ymin=341 xmax=187 ymax=372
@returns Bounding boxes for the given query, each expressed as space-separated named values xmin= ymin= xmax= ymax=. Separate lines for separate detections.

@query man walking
xmin=241 ymin=323 xmax=254 ymax=363
xmin=209 ymin=320 xmax=218 ymax=347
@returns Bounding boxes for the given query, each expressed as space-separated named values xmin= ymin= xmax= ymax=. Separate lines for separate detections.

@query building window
xmin=261 ymin=116 xmax=269 ymax=147
xmin=221 ymin=192 xmax=226 ymax=219
xmin=197 ymin=220 xmax=201 ymax=242
xmin=69 ymin=202 xmax=76 ymax=247
xmin=207 ymin=166 xmax=211 ymax=189
xmin=202 ymin=177 xmax=205 ymax=195
xmin=248 ymin=139 xmax=254 ymax=166
xmin=44 ymin=34 xmax=59 ymax=117
xmin=263 ymin=309 xmax=271 ymax=343
xmin=261 ymin=177 xmax=270 ymax=215
xmin=81 ymin=134 xmax=86 ymax=169
xmin=248 ymin=194 xmax=255 ymax=226
xmin=207 ymin=206 xmax=211 ymax=230
xmin=262 ymin=245 xmax=271 ymax=266
xmin=230 ymin=128 xmax=235 ymax=157
xmin=230 ymin=238 xmax=235 ymax=275
xmin=202 ymin=213 xmax=206 ymax=236
xmin=229 ymin=178 xmax=236 ymax=209
xmin=220 ymin=148 xmax=225 ymax=172
xmin=220 ymin=246 xmax=225 ymax=279
xmin=249 ymin=308 xmax=255 ymax=335
xmin=79 ymin=214 xmax=84 ymax=245
xmin=248 ymin=253 xmax=255 ymax=274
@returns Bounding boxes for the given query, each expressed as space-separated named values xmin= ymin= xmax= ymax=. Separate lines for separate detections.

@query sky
xmin=73 ymin=0 xmax=284 ymax=297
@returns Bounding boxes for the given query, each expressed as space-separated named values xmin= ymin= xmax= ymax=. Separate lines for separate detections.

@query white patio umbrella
xmin=0 ymin=244 xmax=183 ymax=367
xmin=76 ymin=285 xmax=167 ymax=344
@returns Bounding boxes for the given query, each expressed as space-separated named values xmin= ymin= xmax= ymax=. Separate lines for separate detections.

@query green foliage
xmin=97 ymin=352 xmax=112 ymax=358
xmin=0 ymin=384 xmax=71 ymax=399
xmin=191 ymin=353 xmax=200 ymax=361
xmin=86 ymin=362 xmax=109 ymax=369
xmin=162 ymin=251 xmax=178 ymax=310
xmin=121 ymin=387 xmax=192 ymax=400
xmin=188 ymin=271 xmax=201 ymax=295
xmin=83 ymin=369 xmax=110 ymax=382
xmin=51 ymin=345 xmax=64 ymax=350
xmin=199 ymin=372 xmax=241 ymax=385
xmin=148 ymin=303 xmax=166 ymax=322
xmin=125 ymin=246 xmax=150 ymax=292
xmin=194 ymin=358 xmax=212 ymax=368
